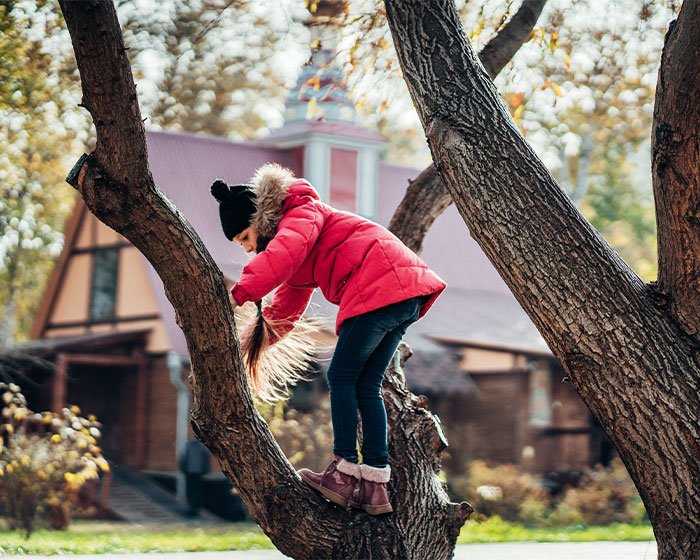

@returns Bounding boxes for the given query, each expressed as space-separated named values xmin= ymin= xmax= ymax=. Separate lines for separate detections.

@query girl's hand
xmin=229 ymin=292 xmax=239 ymax=309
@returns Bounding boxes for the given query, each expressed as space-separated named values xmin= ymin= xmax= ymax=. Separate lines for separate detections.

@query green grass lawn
xmin=0 ymin=518 xmax=654 ymax=555
xmin=0 ymin=522 xmax=272 ymax=555
xmin=458 ymin=516 xmax=655 ymax=543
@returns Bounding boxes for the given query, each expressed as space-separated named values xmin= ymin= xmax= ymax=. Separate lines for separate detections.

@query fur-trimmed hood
xmin=248 ymin=163 xmax=318 ymax=243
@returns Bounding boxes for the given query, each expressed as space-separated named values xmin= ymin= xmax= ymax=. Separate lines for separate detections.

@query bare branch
xmin=479 ymin=0 xmax=547 ymax=79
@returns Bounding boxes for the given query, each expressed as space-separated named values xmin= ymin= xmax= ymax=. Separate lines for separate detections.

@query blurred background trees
xmin=0 ymin=0 xmax=81 ymax=345
xmin=114 ymin=0 xmax=308 ymax=138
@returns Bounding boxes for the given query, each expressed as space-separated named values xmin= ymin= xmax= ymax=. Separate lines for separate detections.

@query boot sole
xmin=299 ymin=472 xmax=351 ymax=508
xmin=364 ymin=503 xmax=393 ymax=515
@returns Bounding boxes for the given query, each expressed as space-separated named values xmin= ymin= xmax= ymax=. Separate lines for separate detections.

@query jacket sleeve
xmin=230 ymin=202 xmax=323 ymax=305
xmin=263 ymin=282 xmax=316 ymax=344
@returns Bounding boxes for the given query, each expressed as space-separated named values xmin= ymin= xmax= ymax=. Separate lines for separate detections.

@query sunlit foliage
xmin=0 ymin=383 xmax=109 ymax=536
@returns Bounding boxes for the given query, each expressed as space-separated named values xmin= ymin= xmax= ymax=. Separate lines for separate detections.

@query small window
xmin=90 ymin=248 xmax=119 ymax=321
xmin=329 ymin=147 xmax=358 ymax=212
xmin=529 ymin=363 xmax=552 ymax=427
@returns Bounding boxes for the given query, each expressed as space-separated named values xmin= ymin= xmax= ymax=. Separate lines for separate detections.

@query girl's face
xmin=234 ymin=225 xmax=258 ymax=254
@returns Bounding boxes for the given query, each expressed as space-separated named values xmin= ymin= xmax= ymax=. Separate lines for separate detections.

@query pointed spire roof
xmin=283 ymin=0 xmax=358 ymax=124
xmin=284 ymin=41 xmax=358 ymax=124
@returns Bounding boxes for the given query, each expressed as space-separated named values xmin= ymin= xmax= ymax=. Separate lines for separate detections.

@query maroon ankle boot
xmin=358 ymin=464 xmax=393 ymax=515
xmin=298 ymin=456 xmax=362 ymax=509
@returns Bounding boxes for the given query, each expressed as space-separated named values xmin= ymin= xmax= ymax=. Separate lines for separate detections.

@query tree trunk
xmin=651 ymin=1 xmax=700 ymax=338
xmin=384 ymin=1 xmax=700 ymax=559
xmin=388 ymin=0 xmax=547 ymax=253
xmin=58 ymin=2 xmax=470 ymax=558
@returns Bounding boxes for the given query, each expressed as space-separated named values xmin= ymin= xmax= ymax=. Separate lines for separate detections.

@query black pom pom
xmin=211 ymin=179 xmax=231 ymax=202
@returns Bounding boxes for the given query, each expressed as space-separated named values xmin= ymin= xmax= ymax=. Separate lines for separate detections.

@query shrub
xmin=0 ymin=383 xmax=109 ymax=537
xmin=546 ymin=501 xmax=585 ymax=526
xmin=550 ymin=459 xmax=644 ymax=525
xmin=449 ymin=459 xmax=647 ymax=527
xmin=450 ymin=460 xmax=550 ymax=523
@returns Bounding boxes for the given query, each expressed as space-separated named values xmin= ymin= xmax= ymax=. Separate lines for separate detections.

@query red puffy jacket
xmin=230 ymin=164 xmax=446 ymax=339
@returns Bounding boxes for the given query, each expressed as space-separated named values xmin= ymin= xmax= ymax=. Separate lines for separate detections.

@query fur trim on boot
xmin=336 ymin=458 xmax=362 ymax=479
xmin=358 ymin=464 xmax=393 ymax=515
xmin=359 ymin=464 xmax=391 ymax=483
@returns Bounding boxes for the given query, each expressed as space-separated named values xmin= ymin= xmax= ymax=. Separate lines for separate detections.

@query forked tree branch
xmin=59 ymin=1 xmax=347 ymax=556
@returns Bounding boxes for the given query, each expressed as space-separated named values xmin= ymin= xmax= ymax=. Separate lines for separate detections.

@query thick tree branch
xmin=384 ymin=1 xmax=700 ymax=556
xmin=61 ymin=1 xmax=148 ymax=185
xmin=388 ymin=0 xmax=547 ymax=253
xmin=651 ymin=0 xmax=700 ymax=337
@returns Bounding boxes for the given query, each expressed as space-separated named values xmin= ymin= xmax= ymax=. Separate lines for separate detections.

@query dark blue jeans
xmin=327 ymin=296 xmax=422 ymax=467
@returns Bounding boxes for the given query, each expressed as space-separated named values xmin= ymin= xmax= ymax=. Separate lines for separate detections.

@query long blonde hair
xmin=237 ymin=299 xmax=331 ymax=403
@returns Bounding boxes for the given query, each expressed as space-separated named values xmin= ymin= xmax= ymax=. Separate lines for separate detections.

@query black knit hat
xmin=210 ymin=179 xmax=257 ymax=240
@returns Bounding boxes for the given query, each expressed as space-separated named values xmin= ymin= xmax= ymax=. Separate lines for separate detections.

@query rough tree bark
xmin=384 ymin=1 xmax=700 ymax=559
xmin=388 ymin=0 xmax=547 ymax=253
xmin=58 ymin=2 xmax=471 ymax=558
xmin=651 ymin=1 xmax=700 ymax=338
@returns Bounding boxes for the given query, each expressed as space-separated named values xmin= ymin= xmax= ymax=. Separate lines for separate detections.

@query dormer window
xmin=528 ymin=362 xmax=552 ymax=427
